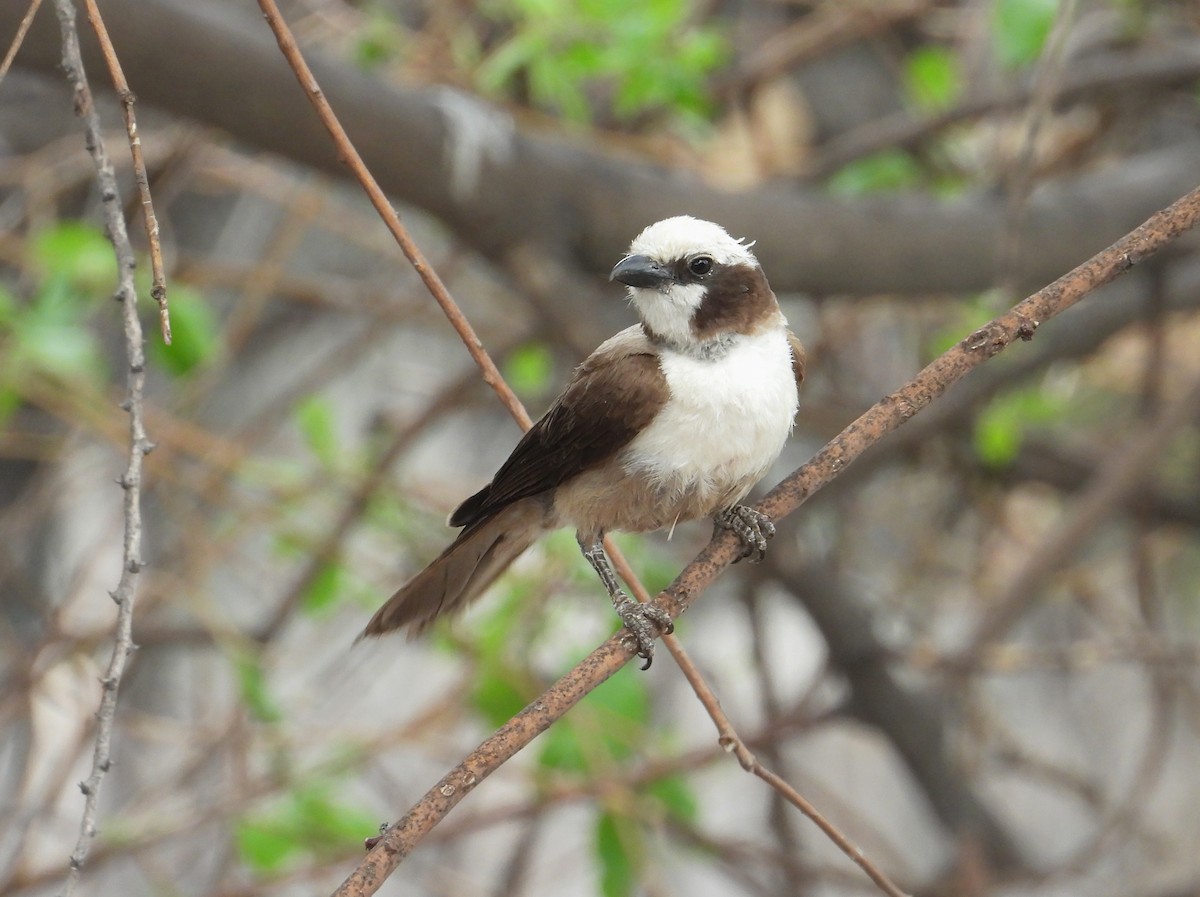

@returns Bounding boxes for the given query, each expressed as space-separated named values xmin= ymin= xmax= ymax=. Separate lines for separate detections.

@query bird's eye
xmin=688 ymin=256 xmax=714 ymax=277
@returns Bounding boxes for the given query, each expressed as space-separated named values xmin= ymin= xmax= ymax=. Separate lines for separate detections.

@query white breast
xmin=622 ymin=327 xmax=799 ymax=513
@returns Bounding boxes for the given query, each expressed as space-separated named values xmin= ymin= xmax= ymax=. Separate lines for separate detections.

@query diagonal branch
xmin=78 ymin=0 xmax=171 ymax=344
xmin=53 ymin=0 xmax=154 ymax=894
xmin=0 ymin=0 xmax=43 ymax=86
xmin=330 ymin=169 xmax=1200 ymax=897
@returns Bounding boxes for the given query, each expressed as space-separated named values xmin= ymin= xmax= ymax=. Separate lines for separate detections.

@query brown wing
xmin=787 ymin=329 xmax=806 ymax=390
xmin=450 ymin=332 xmax=668 ymax=530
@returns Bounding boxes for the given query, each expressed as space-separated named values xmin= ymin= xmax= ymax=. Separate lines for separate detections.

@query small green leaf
xmin=31 ymin=221 xmax=117 ymax=294
xmin=291 ymin=786 xmax=378 ymax=844
xmin=477 ymin=32 xmax=543 ymax=94
xmin=904 ymin=46 xmax=962 ymax=112
xmin=471 ymin=672 xmax=530 ymax=729
xmin=595 ymin=811 xmax=638 ymax=897
xmin=235 ymin=652 xmax=282 ymax=723
xmin=993 ymin=0 xmax=1059 ymax=68
xmin=236 ymin=817 xmax=295 ymax=873
xmin=589 ymin=664 xmax=649 ymax=732
xmin=504 ymin=342 xmax=556 ymax=398
xmin=302 ymin=561 xmax=343 ymax=614
xmin=294 ymin=396 xmax=338 ymax=466
xmin=645 ymin=774 xmax=697 ymax=824
xmin=16 ymin=320 xmax=102 ymax=380
xmin=539 ymin=667 xmax=649 ymax=772
xmin=927 ymin=296 xmax=999 ymax=359
xmin=539 ymin=720 xmax=589 ymax=773
xmin=828 ymin=150 xmax=922 ymax=195
xmin=151 ymin=287 xmax=218 ymax=377
xmin=354 ymin=11 xmax=405 ymax=70
xmin=974 ymin=403 xmax=1023 ymax=467
xmin=973 ymin=384 xmax=1071 ymax=468
xmin=236 ymin=786 xmax=378 ymax=875
xmin=0 ymin=387 xmax=19 ymax=426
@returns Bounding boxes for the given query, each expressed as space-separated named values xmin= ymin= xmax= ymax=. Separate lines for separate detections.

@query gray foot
xmin=714 ymin=505 xmax=776 ymax=563
xmin=580 ymin=535 xmax=674 ymax=669
xmin=613 ymin=593 xmax=674 ymax=670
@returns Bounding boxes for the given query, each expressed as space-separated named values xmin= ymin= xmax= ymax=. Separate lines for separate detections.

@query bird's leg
xmin=579 ymin=535 xmax=674 ymax=669
xmin=714 ymin=505 xmax=776 ymax=563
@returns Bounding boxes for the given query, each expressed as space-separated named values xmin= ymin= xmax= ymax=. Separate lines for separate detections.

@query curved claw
xmin=613 ymin=596 xmax=674 ymax=669
xmin=714 ymin=505 xmax=776 ymax=563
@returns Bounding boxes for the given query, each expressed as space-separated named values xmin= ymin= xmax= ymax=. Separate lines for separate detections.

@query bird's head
xmin=610 ymin=216 xmax=779 ymax=349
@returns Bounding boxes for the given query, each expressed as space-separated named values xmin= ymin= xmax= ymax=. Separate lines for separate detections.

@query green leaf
xmin=828 ymin=150 xmax=922 ymax=195
xmin=645 ymin=774 xmax=697 ymax=824
xmin=477 ymin=32 xmax=543 ymax=94
xmin=595 ymin=811 xmax=638 ymax=897
xmin=474 ymin=0 xmax=725 ymax=124
xmin=236 ymin=817 xmax=296 ymax=873
xmin=354 ymin=10 xmax=405 ymax=70
xmin=539 ymin=666 xmax=650 ymax=772
xmin=973 ymin=402 xmax=1023 ymax=467
xmin=0 ymin=387 xmax=19 ymax=427
xmin=235 ymin=652 xmax=282 ymax=723
xmin=589 ymin=664 xmax=649 ymax=734
xmin=973 ymin=384 xmax=1070 ymax=468
xmin=927 ymin=296 xmax=998 ymax=359
xmin=31 ymin=221 xmax=117 ymax=294
xmin=294 ymin=395 xmax=338 ymax=467
xmin=539 ymin=719 xmax=589 ymax=772
xmin=302 ymin=561 xmax=343 ymax=614
xmin=471 ymin=669 xmax=531 ymax=729
xmin=291 ymin=785 xmax=378 ymax=844
xmin=151 ymin=287 xmax=218 ymax=377
xmin=993 ymin=0 xmax=1059 ymax=68
xmin=904 ymin=46 xmax=961 ymax=112
xmin=504 ymin=342 xmax=556 ymax=397
xmin=236 ymin=785 xmax=378 ymax=875
xmin=16 ymin=319 xmax=102 ymax=381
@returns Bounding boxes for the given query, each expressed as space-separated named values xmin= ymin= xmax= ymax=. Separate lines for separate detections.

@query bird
xmin=361 ymin=215 xmax=805 ymax=667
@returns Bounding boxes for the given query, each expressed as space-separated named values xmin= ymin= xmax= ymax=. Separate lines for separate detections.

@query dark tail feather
xmin=359 ymin=501 xmax=543 ymax=640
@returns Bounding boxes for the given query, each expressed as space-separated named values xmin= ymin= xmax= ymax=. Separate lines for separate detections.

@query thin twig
xmin=751 ymin=762 xmax=911 ymax=897
xmin=0 ymin=0 xmax=44 ymax=87
xmin=53 ymin=0 xmax=153 ymax=894
xmin=255 ymin=0 xmax=528 ymax=429
xmin=330 ymin=183 xmax=1200 ymax=896
xmin=78 ymin=0 xmax=171 ymax=343
xmin=998 ymin=0 xmax=1079 ymax=285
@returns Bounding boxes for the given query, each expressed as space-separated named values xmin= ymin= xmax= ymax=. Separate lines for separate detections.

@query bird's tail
xmin=359 ymin=500 xmax=544 ymax=640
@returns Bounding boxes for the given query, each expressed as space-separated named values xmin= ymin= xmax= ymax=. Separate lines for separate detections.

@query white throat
xmin=629 ymin=282 xmax=706 ymax=348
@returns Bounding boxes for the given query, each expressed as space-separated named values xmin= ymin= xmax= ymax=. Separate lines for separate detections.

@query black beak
xmin=610 ymin=254 xmax=673 ymax=289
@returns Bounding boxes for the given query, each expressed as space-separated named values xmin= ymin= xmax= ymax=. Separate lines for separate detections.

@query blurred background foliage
xmin=2 ymin=1 xmax=1200 ymax=896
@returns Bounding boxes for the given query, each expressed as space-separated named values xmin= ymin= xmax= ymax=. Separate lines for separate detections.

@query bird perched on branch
xmin=361 ymin=216 xmax=805 ymax=667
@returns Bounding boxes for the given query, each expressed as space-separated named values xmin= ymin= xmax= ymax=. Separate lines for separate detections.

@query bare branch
xmin=0 ymin=0 xmax=43 ymax=87
xmin=79 ymin=0 xmax=171 ymax=343
xmin=52 ymin=0 xmax=153 ymax=893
